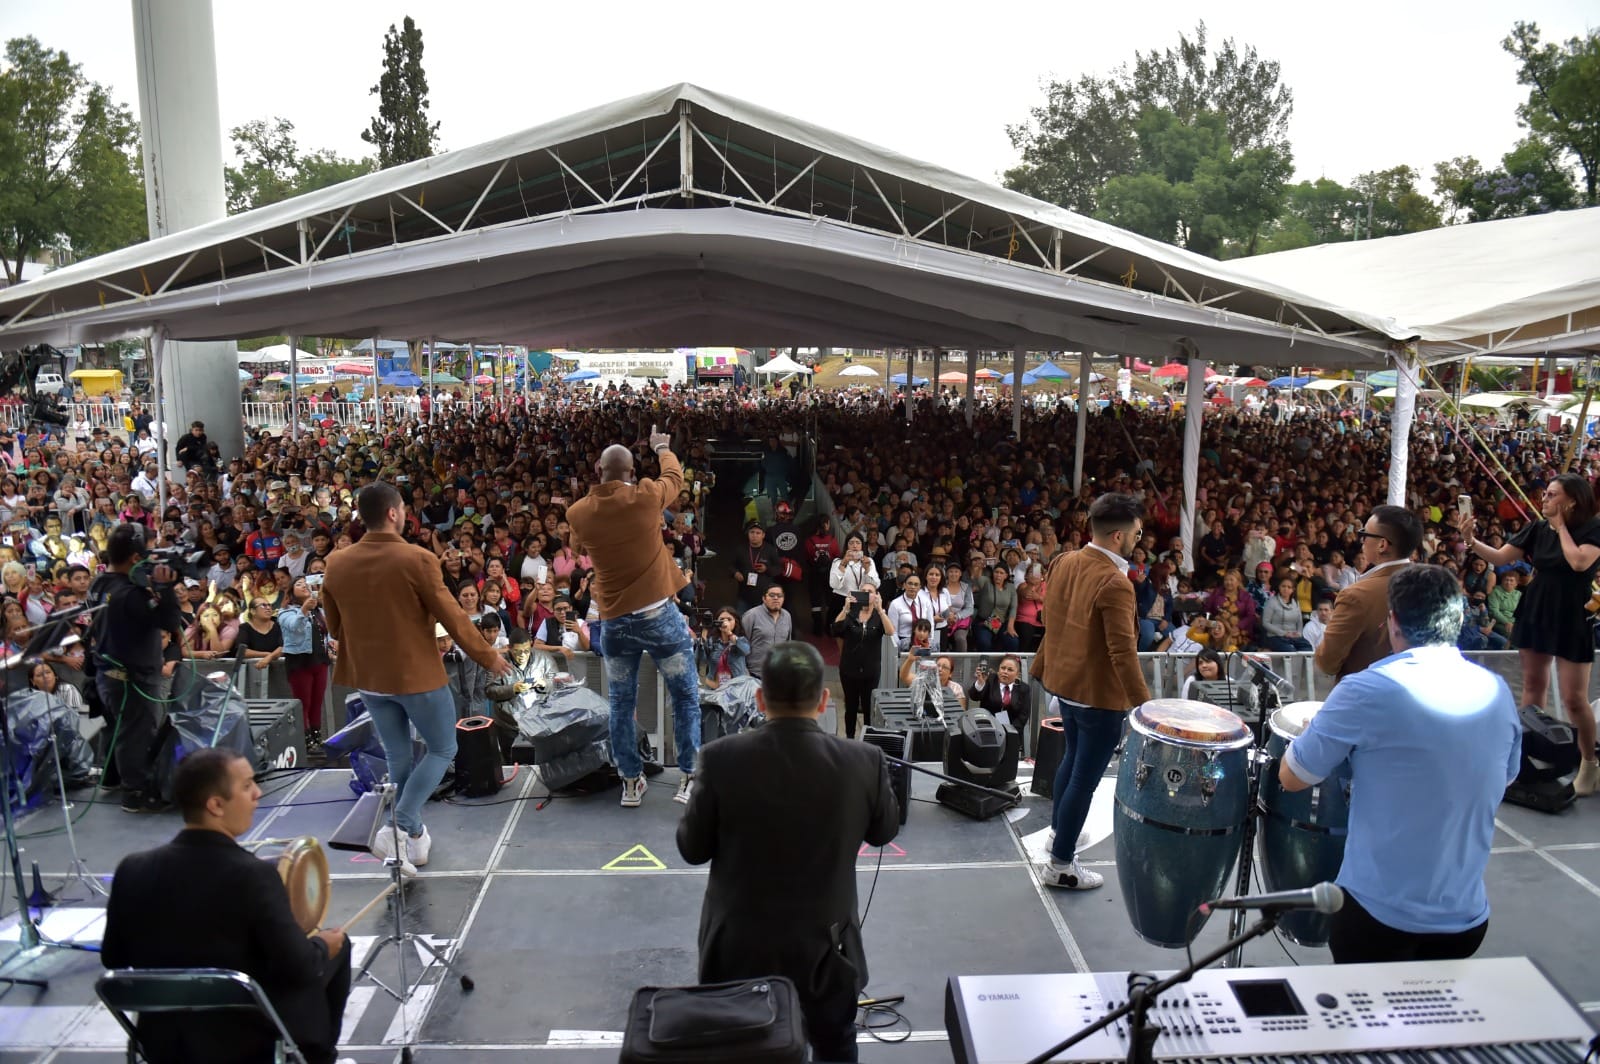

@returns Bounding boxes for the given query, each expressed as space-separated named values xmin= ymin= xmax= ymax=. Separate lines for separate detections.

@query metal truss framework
xmin=0 ymin=88 xmax=1390 ymax=357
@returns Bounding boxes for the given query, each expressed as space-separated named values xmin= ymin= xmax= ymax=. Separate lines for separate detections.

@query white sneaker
xmin=1037 ymin=858 xmax=1103 ymax=891
xmin=408 ymin=826 xmax=432 ymax=867
xmin=674 ymin=774 xmax=694 ymax=805
xmin=1576 ymin=759 xmax=1600 ymax=797
xmin=621 ymin=776 xmax=646 ymax=808
xmin=370 ymin=825 xmax=417 ymax=877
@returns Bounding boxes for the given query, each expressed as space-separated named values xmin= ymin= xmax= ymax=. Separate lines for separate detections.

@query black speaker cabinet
xmin=455 ymin=716 xmax=503 ymax=797
xmin=1031 ymin=716 xmax=1065 ymax=799
xmin=861 ymin=726 xmax=911 ymax=825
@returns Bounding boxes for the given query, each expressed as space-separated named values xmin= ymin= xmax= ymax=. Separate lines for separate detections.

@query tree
xmin=1006 ymin=23 xmax=1293 ymax=219
xmin=1503 ymin=22 xmax=1600 ymax=206
xmin=361 ymin=16 xmax=440 ymax=169
xmin=1349 ymin=166 xmax=1442 ymax=237
xmin=1093 ymin=107 xmax=1292 ymax=257
xmin=0 ymin=37 xmax=145 ymax=283
xmin=1433 ymin=138 xmax=1578 ymax=223
xmin=225 ymin=117 xmax=373 ymax=214
xmin=1256 ymin=177 xmax=1364 ymax=252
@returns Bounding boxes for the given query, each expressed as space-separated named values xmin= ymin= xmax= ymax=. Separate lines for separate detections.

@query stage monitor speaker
xmin=455 ymin=716 xmax=504 ymax=797
xmin=1031 ymin=717 xmax=1065 ymax=799
xmin=861 ymin=726 xmax=911 ymax=825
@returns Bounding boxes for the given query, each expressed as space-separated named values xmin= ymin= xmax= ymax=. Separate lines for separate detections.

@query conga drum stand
xmin=1223 ymin=746 xmax=1268 ymax=968
xmin=354 ymin=783 xmax=475 ymax=1009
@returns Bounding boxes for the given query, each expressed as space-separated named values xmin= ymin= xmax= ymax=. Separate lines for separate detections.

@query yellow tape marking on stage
xmin=603 ymin=844 xmax=666 ymax=871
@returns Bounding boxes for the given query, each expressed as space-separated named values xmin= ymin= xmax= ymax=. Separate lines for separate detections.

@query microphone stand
xmin=1022 ymin=910 xmax=1285 ymax=1064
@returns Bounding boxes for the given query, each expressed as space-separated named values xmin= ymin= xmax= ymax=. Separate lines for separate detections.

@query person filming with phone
xmin=834 ymin=587 xmax=890 ymax=739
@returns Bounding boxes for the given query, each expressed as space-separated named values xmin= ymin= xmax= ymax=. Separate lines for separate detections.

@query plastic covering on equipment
xmin=906 ymin=659 xmax=950 ymax=722
xmin=152 ymin=671 xmax=254 ymax=801
xmin=512 ymin=681 xmax=614 ymax=790
xmin=3 ymin=690 xmax=96 ymax=813
xmin=700 ymin=676 xmax=765 ymax=743
xmin=323 ymin=695 xmax=423 ymax=797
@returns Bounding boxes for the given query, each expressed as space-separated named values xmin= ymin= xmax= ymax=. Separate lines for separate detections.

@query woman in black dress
xmin=1466 ymin=472 xmax=1600 ymax=796
xmin=832 ymin=587 xmax=892 ymax=740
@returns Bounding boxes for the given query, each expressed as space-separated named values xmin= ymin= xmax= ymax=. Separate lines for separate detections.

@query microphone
xmin=1242 ymin=653 xmax=1293 ymax=690
xmin=1197 ymin=883 xmax=1344 ymax=917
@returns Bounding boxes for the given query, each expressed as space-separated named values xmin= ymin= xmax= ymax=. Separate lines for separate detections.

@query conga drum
xmin=1257 ymin=701 xmax=1351 ymax=947
xmin=1114 ymin=699 xmax=1252 ymax=948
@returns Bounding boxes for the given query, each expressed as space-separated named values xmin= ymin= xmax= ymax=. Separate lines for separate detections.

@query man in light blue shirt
xmin=1282 ymin=564 xmax=1521 ymax=964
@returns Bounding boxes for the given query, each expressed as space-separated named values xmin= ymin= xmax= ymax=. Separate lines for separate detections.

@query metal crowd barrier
xmin=873 ymin=646 xmax=1590 ymax=759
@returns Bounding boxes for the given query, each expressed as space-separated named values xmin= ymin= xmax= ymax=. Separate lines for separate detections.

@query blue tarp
xmin=1366 ymin=370 xmax=1398 ymax=387
xmin=889 ymin=373 xmax=929 ymax=385
xmin=1268 ymin=376 xmax=1311 ymax=388
xmin=999 ymin=371 xmax=1041 ymax=385
xmin=1031 ymin=359 xmax=1070 ymax=379
xmin=564 ymin=368 xmax=600 ymax=381
xmin=381 ymin=371 xmax=423 ymax=387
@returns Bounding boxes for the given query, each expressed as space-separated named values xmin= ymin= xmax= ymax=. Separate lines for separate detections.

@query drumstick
xmin=310 ymin=883 xmax=399 ymax=937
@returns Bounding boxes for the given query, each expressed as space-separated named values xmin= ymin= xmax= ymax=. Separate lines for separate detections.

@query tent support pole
xmin=1561 ymin=352 xmax=1595 ymax=473
xmin=372 ymin=337 xmax=381 ymax=433
xmin=287 ymin=335 xmax=299 ymax=441
xmin=931 ymin=347 xmax=943 ymax=409
xmin=906 ymin=349 xmax=914 ymax=426
xmin=1073 ymin=351 xmax=1091 ymax=496
xmin=1388 ymin=346 xmax=1418 ymax=507
xmin=1012 ymin=347 xmax=1024 ymax=438
xmin=965 ymin=350 xmax=976 ymax=428
xmin=1179 ymin=345 xmax=1204 ymax=578
xmin=150 ymin=329 xmax=169 ymax=520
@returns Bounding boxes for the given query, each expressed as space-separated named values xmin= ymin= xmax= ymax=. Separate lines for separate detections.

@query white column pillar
xmin=964 ymin=350 xmax=977 ymax=427
xmin=287 ymin=337 xmax=299 ymax=441
xmin=905 ymin=349 xmax=915 ymax=425
xmin=372 ymin=338 xmax=382 ymax=433
xmin=1012 ymin=346 xmax=1024 ymax=438
xmin=1074 ymin=350 xmax=1091 ymax=495
xmin=931 ymin=347 xmax=943 ymax=408
xmin=1180 ymin=355 xmax=1206 ymax=577
xmin=132 ymin=0 xmax=244 ymax=465
xmin=150 ymin=329 xmax=169 ymax=518
xmin=1389 ymin=348 xmax=1419 ymax=506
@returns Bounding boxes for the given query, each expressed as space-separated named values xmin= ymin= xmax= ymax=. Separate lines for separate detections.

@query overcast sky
xmin=3 ymin=1 xmax=1595 ymax=191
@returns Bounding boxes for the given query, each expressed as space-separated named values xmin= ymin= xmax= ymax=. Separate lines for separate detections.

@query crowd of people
xmin=7 ymin=381 xmax=1598 ymax=788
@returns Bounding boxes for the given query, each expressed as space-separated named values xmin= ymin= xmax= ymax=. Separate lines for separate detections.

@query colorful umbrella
xmin=975 ymin=368 xmax=1003 ymax=380
xmin=837 ymin=365 xmax=878 ymax=378
xmin=334 ymin=361 xmax=373 ymax=375
xmin=1151 ymin=363 xmax=1215 ymax=379
xmin=563 ymin=369 xmax=600 ymax=382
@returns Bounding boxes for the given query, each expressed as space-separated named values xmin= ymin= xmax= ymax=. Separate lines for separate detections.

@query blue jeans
xmin=603 ymin=603 xmax=701 ymax=780
xmin=1048 ymin=701 xmax=1125 ymax=864
xmin=1264 ymin=635 xmax=1312 ymax=653
xmin=972 ymin=625 xmax=1018 ymax=653
xmin=1137 ymin=619 xmax=1167 ymax=651
xmin=361 ymin=684 xmax=457 ymax=837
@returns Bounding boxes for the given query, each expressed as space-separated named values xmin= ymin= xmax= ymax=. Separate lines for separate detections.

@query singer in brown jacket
xmin=1031 ymin=493 xmax=1151 ymax=891
xmin=1314 ymin=505 xmax=1421 ymax=681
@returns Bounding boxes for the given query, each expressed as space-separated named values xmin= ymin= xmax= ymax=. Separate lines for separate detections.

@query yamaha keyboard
xmin=946 ymin=957 xmax=1594 ymax=1062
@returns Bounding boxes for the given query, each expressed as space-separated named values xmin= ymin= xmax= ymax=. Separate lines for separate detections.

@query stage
xmin=1 ymin=757 xmax=1596 ymax=1061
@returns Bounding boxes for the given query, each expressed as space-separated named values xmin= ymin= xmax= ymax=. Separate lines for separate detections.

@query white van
xmin=33 ymin=371 xmax=67 ymax=396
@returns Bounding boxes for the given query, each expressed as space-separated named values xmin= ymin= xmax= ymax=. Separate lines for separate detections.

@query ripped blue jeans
xmin=602 ymin=602 xmax=702 ymax=779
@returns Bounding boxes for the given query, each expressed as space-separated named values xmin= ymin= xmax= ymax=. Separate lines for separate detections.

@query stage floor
xmin=1 ymin=758 xmax=1596 ymax=1062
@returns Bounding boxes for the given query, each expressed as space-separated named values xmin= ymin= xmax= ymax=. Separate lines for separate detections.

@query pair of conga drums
xmin=1113 ymin=699 xmax=1349 ymax=949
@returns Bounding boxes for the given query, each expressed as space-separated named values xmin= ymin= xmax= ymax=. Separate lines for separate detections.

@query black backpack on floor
xmin=1504 ymin=705 xmax=1581 ymax=813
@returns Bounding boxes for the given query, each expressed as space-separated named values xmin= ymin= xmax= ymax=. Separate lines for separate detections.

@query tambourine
xmin=248 ymin=835 xmax=397 ymax=936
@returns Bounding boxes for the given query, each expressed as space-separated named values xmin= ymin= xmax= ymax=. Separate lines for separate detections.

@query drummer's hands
xmin=315 ymin=927 xmax=347 ymax=954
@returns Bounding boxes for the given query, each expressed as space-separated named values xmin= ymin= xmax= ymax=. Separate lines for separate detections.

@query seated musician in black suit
xmin=102 ymin=748 xmax=352 ymax=1064
xmin=677 ymin=641 xmax=900 ymax=1063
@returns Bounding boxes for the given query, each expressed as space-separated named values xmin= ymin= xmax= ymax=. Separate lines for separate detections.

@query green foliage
xmin=0 ymin=36 xmax=145 ymax=282
xmin=1092 ymin=107 xmax=1292 ymax=257
xmin=1350 ymin=166 xmax=1443 ymax=237
xmin=1006 ymin=22 xmax=1293 ymax=219
xmin=225 ymin=117 xmax=374 ymax=214
xmin=361 ymin=16 xmax=440 ymax=169
xmin=1503 ymin=22 xmax=1600 ymax=205
xmin=1256 ymin=177 xmax=1363 ymax=252
xmin=1433 ymin=138 xmax=1578 ymax=223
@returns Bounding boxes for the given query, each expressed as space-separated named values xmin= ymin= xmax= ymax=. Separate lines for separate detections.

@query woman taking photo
xmin=277 ymin=577 xmax=332 ymax=748
xmin=695 ymin=607 xmax=750 ymax=690
xmin=973 ymin=564 xmax=1019 ymax=653
xmin=237 ymin=598 xmax=284 ymax=677
xmin=1466 ymin=473 xmax=1600 ymax=795
xmin=834 ymin=588 xmax=891 ymax=740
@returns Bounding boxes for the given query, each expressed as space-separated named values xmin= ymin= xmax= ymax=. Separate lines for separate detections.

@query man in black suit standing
xmin=102 ymin=749 xmax=352 ymax=1064
xmin=677 ymin=642 xmax=900 ymax=1063
xmin=967 ymin=653 xmax=1032 ymax=735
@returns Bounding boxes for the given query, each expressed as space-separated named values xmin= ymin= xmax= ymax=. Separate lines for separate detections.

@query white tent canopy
xmin=0 ymin=84 xmax=1392 ymax=368
xmin=1458 ymin=391 xmax=1553 ymax=410
xmin=1302 ymin=377 xmax=1365 ymax=391
xmin=1232 ymin=207 xmax=1600 ymax=358
xmin=838 ymin=364 xmax=879 ymax=377
xmin=238 ymin=344 xmax=311 ymax=364
xmin=754 ymin=353 xmax=812 ymax=375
